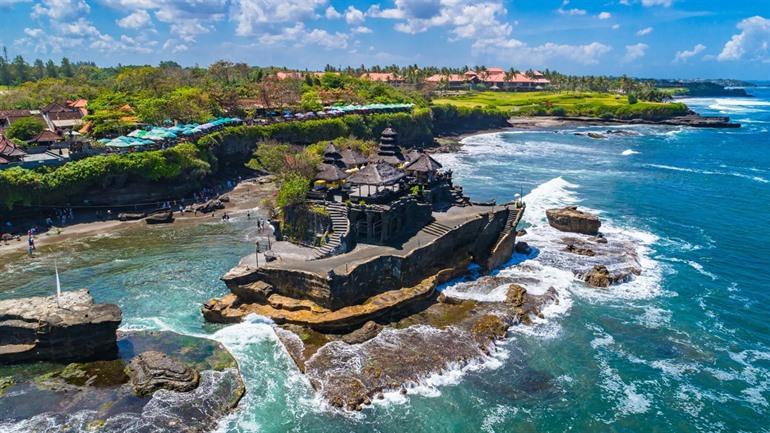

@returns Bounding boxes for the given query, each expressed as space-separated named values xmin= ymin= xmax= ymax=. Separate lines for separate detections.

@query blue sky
xmin=0 ymin=0 xmax=768 ymax=78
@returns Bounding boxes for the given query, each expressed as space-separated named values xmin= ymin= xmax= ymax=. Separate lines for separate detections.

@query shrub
xmin=276 ymin=173 xmax=310 ymax=209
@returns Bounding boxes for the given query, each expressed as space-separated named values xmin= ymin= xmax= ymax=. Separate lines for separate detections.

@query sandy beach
xmin=0 ymin=176 xmax=277 ymax=259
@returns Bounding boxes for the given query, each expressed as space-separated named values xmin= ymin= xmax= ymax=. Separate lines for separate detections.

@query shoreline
xmin=431 ymin=112 xmax=740 ymax=152
xmin=0 ymin=176 xmax=277 ymax=259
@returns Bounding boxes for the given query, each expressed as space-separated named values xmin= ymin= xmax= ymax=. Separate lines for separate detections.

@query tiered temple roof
xmin=374 ymin=127 xmax=405 ymax=166
xmin=316 ymin=143 xmax=349 ymax=182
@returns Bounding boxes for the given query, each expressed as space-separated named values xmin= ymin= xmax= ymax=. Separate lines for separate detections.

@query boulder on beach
xmin=145 ymin=210 xmax=174 ymax=224
xmin=0 ymin=289 xmax=121 ymax=364
xmin=195 ymin=199 xmax=225 ymax=214
xmin=546 ymin=206 xmax=601 ymax=236
xmin=118 ymin=212 xmax=146 ymax=221
xmin=125 ymin=351 xmax=200 ymax=396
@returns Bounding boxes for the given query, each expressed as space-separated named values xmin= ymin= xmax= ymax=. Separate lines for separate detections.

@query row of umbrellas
xmin=101 ymin=117 xmax=242 ymax=149
xmin=274 ymin=103 xmax=414 ymax=121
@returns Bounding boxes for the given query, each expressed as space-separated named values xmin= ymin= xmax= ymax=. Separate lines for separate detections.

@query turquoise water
xmin=2 ymin=90 xmax=769 ymax=432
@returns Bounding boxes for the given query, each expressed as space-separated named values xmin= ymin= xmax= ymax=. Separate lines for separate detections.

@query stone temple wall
xmin=253 ymin=206 xmax=513 ymax=310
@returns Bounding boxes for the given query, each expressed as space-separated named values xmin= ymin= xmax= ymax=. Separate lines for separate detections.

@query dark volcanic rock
xmin=145 ymin=210 xmax=174 ymax=224
xmin=0 ymin=289 xmax=121 ymax=364
xmin=514 ymin=241 xmax=532 ymax=255
xmin=564 ymin=243 xmax=596 ymax=256
xmin=546 ymin=206 xmax=601 ymax=235
xmin=195 ymin=199 xmax=225 ymax=214
xmin=125 ymin=351 xmax=200 ymax=396
xmin=117 ymin=212 xmax=146 ymax=221
xmin=341 ymin=321 xmax=384 ymax=345
xmin=582 ymin=265 xmax=641 ymax=288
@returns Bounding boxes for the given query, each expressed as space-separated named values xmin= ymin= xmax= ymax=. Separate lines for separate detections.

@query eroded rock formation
xmin=546 ymin=206 xmax=601 ymax=235
xmin=125 ymin=351 xmax=200 ymax=396
xmin=0 ymin=289 xmax=121 ymax=364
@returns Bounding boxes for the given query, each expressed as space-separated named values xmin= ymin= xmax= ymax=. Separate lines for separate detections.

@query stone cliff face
xmin=0 ymin=289 xmax=121 ymax=364
xmin=220 ymin=205 xmax=521 ymax=311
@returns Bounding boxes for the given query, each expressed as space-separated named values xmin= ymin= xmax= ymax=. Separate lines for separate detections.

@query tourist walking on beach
xmin=27 ymin=233 xmax=35 ymax=257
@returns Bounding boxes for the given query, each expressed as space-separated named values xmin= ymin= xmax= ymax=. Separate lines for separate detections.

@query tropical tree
xmin=5 ymin=116 xmax=46 ymax=141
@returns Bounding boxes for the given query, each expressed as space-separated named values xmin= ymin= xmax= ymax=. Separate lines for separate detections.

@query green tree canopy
xmin=5 ymin=116 xmax=46 ymax=141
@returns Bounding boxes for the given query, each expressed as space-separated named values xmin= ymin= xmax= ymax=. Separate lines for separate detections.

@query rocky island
xmin=202 ymin=127 xmax=564 ymax=409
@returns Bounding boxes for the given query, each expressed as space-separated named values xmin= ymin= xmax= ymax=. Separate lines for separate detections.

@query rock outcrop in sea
xmin=125 ymin=351 xmax=200 ymax=396
xmin=0 ymin=289 xmax=121 ymax=364
xmin=0 ymin=331 xmax=245 ymax=433
xmin=546 ymin=206 xmax=601 ymax=235
xmin=275 ymin=282 xmax=558 ymax=411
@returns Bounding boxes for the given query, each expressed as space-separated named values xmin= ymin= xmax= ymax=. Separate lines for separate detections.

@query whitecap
xmin=621 ymin=149 xmax=640 ymax=156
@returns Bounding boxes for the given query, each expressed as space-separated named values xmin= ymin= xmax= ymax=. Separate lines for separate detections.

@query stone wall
xmin=252 ymin=206 xmax=513 ymax=310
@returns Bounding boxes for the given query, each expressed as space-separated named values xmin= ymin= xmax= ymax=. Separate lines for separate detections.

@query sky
xmin=0 ymin=0 xmax=768 ymax=79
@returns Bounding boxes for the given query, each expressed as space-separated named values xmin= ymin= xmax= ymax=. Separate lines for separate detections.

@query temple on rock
xmin=203 ymin=126 xmax=526 ymax=331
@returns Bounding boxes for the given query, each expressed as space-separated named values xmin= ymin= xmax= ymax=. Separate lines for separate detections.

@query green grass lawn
xmin=432 ymin=91 xmax=689 ymax=120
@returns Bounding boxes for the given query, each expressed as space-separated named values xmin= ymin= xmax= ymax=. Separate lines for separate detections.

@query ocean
xmin=1 ymin=88 xmax=769 ymax=432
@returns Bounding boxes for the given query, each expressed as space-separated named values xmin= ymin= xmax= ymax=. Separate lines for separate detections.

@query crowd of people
xmin=1 ymin=176 xmax=276 ymax=257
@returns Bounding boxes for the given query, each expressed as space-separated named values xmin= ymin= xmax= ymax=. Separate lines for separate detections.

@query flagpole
xmin=55 ymin=261 xmax=61 ymax=307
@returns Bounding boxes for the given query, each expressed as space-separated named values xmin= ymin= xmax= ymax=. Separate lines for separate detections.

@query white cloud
xmin=31 ymin=0 xmax=89 ymax=20
xmin=345 ymin=6 xmax=365 ymax=25
xmin=162 ymin=39 xmax=189 ymax=53
xmin=117 ymin=9 xmax=152 ymax=29
xmin=370 ymin=0 xmax=511 ymax=42
xmin=230 ymin=0 xmax=325 ymax=36
xmin=17 ymin=17 xmax=157 ymax=54
xmin=325 ymin=5 xmax=341 ymax=19
xmin=598 ymin=12 xmax=611 ymax=20
xmin=623 ymin=43 xmax=648 ymax=62
xmin=612 ymin=24 xmax=620 ymax=29
xmin=557 ymin=7 xmax=586 ymax=16
xmin=0 ymin=0 xmax=31 ymax=5
xmin=101 ymin=0 xmax=228 ymax=41
xmin=258 ymin=23 xmax=348 ymax=49
xmin=674 ymin=43 xmax=705 ymax=62
xmin=641 ymin=0 xmax=672 ymax=6
xmin=352 ymin=26 xmax=372 ymax=34
xmin=636 ymin=26 xmax=653 ymax=36
xmin=477 ymin=39 xmax=612 ymax=65
xmin=717 ymin=16 xmax=770 ymax=62
xmin=169 ymin=19 xmax=211 ymax=42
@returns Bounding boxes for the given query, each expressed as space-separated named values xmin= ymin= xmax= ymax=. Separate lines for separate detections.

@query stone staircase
xmin=420 ymin=220 xmax=453 ymax=237
xmin=312 ymin=203 xmax=350 ymax=260
xmin=493 ymin=203 xmax=525 ymax=247
xmin=450 ymin=187 xmax=469 ymax=206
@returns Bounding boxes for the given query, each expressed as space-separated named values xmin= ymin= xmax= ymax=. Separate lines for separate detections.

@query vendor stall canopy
xmin=104 ymin=117 xmax=242 ymax=149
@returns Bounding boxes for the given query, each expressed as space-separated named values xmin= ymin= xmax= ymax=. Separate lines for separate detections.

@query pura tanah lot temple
xmin=203 ymin=126 xmax=527 ymax=333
